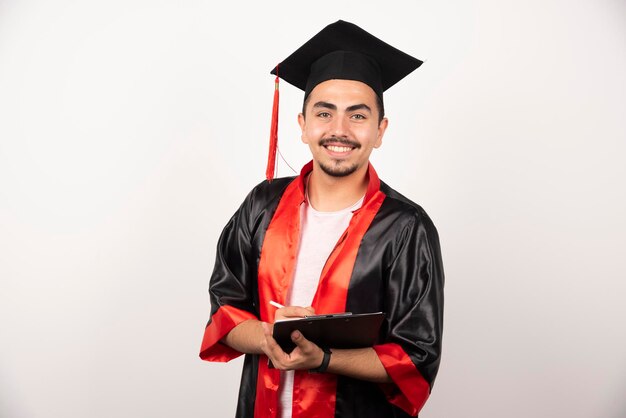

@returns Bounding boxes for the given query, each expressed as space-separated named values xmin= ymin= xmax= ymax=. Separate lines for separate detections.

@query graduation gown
xmin=200 ymin=162 xmax=444 ymax=418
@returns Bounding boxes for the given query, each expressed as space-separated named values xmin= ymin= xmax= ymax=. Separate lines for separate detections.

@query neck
xmin=306 ymin=163 xmax=368 ymax=212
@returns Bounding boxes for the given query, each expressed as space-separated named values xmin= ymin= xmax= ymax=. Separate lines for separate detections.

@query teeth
xmin=327 ymin=145 xmax=352 ymax=152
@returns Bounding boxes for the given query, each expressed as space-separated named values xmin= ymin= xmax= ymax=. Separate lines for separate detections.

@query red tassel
xmin=266 ymin=72 xmax=280 ymax=182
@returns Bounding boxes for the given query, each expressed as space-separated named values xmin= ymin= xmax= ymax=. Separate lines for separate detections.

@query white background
xmin=1 ymin=1 xmax=625 ymax=417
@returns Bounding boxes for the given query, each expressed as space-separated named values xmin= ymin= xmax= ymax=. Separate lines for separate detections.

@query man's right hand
xmin=274 ymin=305 xmax=315 ymax=322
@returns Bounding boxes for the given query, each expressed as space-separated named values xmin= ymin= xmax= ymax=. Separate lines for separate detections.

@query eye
xmin=317 ymin=111 xmax=332 ymax=118
xmin=351 ymin=113 xmax=366 ymax=120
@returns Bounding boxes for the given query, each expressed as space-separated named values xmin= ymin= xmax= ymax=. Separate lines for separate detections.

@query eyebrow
xmin=346 ymin=103 xmax=372 ymax=113
xmin=312 ymin=101 xmax=337 ymax=111
xmin=312 ymin=101 xmax=372 ymax=113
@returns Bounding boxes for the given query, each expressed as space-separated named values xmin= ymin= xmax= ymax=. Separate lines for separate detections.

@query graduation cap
xmin=266 ymin=20 xmax=423 ymax=181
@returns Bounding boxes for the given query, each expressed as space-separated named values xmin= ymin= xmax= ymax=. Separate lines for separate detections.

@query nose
xmin=330 ymin=115 xmax=348 ymax=138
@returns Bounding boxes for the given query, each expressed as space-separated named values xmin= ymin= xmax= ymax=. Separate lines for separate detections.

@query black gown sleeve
xmin=199 ymin=189 xmax=260 ymax=362
xmin=373 ymin=210 xmax=444 ymax=416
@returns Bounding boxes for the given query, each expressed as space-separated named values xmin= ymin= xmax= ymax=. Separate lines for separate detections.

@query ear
xmin=374 ymin=117 xmax=388 ymax=149
xmin=298 ymin=113 xmax=308 ymax=144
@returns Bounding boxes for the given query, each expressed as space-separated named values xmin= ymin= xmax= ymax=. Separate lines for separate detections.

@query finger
xmin=262 ymin=330 xmax=289 ymax=361
xmin=290 ymin=331 xmax=323 ymax=369
xmin=279 ymin=306 xmax=313 ymax=317
xmin=291 ymin=330 xmax=315 ymax=353
xmin=261 ymin=323 xmax=285 ymax=357
xmin=259 ymin=322 xmax=284 ymax=363
xmin=261 ymin=321 xmax=273 ymax=337
xmin=276 ymin=306 xmax=313 ymax=319
xmin=304 ymin=306 xmax=316 ymax=316
xmin=265 ymin=340 xmax=295 ymax=370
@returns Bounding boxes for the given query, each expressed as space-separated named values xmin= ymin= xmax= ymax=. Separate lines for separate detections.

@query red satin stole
xmin=254 ymin=161 xmax=386 ymax=418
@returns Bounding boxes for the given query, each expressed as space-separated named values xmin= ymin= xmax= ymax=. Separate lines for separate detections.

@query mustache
xmin=318 ymin=137 xmax=361 ymax=149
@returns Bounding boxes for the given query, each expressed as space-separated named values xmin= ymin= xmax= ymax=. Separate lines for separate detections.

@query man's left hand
xmin=260 ymin=322 xmax=325 ymax=371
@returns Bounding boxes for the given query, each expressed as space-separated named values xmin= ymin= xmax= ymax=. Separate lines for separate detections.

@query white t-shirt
xmin=278 ymin=194 xmax=364 ymax=418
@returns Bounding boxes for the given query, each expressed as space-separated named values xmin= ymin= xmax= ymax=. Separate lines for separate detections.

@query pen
xmin=269 ymin=300 xmax=284 ymax=309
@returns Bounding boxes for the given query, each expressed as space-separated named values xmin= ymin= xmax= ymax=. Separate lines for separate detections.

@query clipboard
xmin=272 ymin=312 xmax=385 ymax=353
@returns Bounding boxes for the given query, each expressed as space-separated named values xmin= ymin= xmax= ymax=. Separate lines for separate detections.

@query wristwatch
xmin=309 ymin=347 xmax=332 ymax=374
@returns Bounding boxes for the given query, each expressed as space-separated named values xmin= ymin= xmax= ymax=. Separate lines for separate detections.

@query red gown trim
xmin=373 ymin=343 xmax=431 ymax=416
xmin=254 ymin=162 xmax=308 ymax=418
xmin=199 ymin=305 xmax=258 ymax=362
xmin=256 ymin=161 xmax=387 ymax=418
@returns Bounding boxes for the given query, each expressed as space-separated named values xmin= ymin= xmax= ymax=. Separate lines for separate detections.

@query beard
xmin=317 ymin=137 xmax=361 ymax=177
xmin=318 ymin=160 xmax=359 ymax=177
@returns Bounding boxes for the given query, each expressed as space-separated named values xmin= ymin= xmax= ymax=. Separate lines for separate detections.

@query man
xmin=200 ymin=20 xmax=444 ymax=418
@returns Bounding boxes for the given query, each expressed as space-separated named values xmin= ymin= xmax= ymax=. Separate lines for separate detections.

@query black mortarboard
xmin=265 ymin=20 xmax=422 ymax=181
xmin=271 ymin=20 xmax=422 ymax=100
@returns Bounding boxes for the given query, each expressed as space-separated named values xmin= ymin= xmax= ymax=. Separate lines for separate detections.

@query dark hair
xmin=302 ymin=93 xmax=385 ymax=124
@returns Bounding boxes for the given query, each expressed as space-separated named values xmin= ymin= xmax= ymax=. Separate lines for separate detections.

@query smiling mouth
xmin=319 ymin=138 xmax=360 ymax=153
xmin=325 ymin=145 xmax=354 ymax=153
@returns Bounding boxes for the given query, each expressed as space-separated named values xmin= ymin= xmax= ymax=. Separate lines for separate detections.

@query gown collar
xmin=296 ymin=160 xmax=381 ymax=207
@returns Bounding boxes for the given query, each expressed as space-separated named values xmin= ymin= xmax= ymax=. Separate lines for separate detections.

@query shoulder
xmin=377 ymin=180 xmax=439 ymax=239
xmin=234 ymin=176 xmax=297 ymax=232
xmin=246 ymin=176 xmax=295 ymax=204
xmin=220 ymin=176 xmax=297 ymax=242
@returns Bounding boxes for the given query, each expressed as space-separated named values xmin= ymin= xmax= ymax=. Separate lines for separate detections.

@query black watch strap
xmin=309 ymin=347 xmax=332 ymax=374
